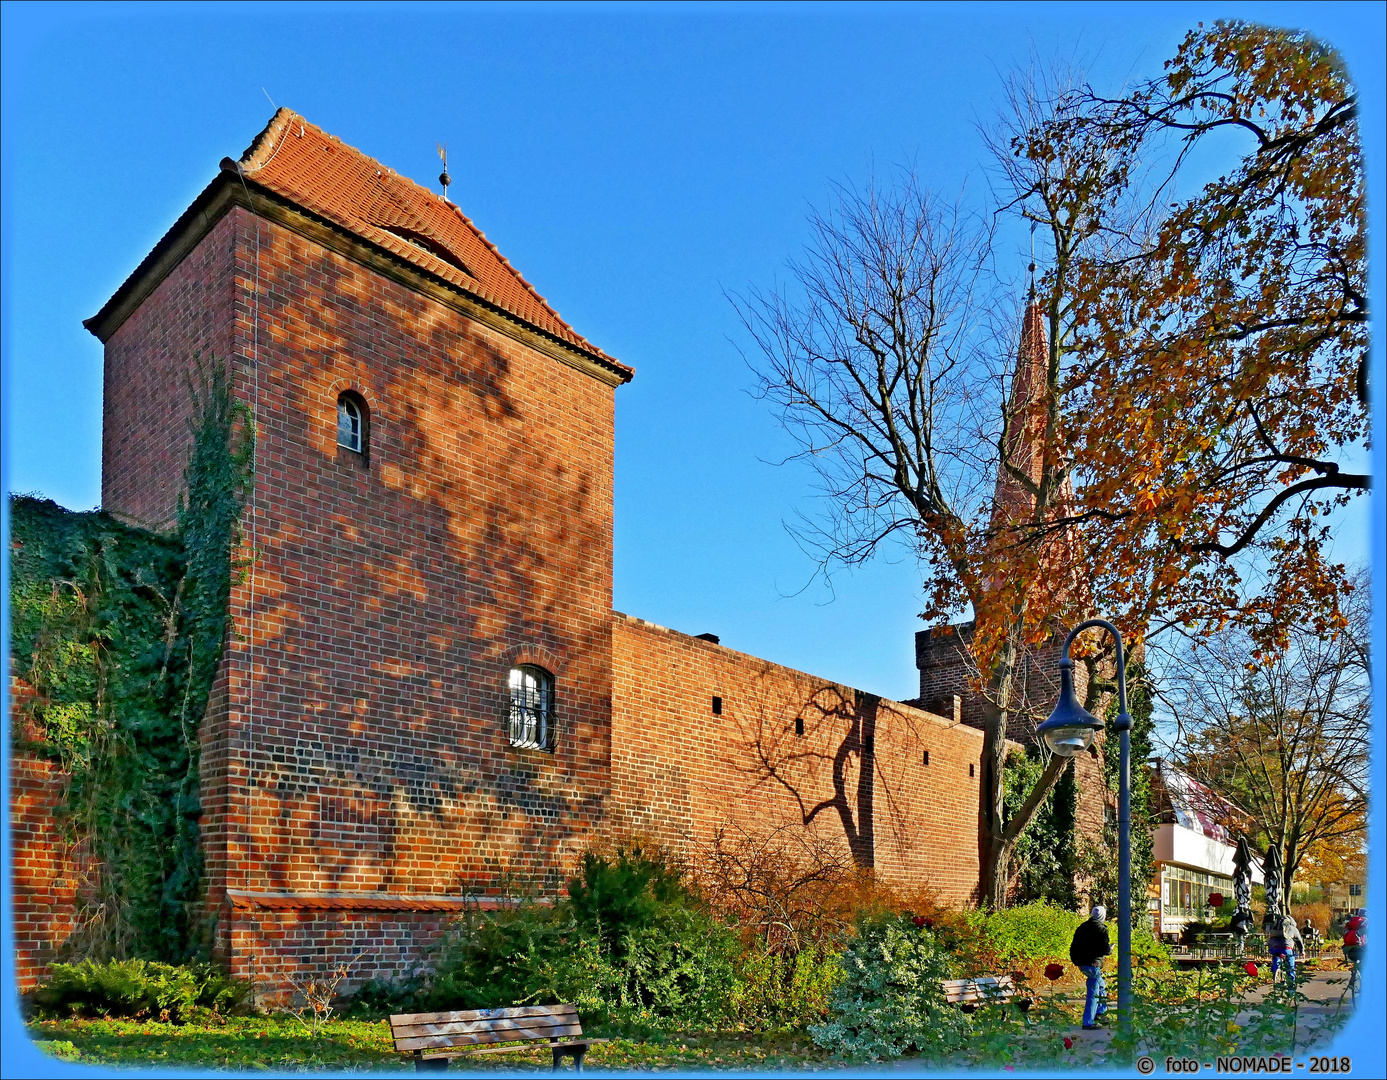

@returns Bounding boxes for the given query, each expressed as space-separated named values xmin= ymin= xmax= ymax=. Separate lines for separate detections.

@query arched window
xmin=508 ymin=665 xmax=555 ymax=751
xmin=337 ymin=392 xmax=369 ymax=461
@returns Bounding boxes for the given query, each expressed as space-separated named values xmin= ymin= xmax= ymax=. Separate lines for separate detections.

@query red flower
xmin=925 ymin=918 xmax=935 ymax=929
xmin=912 ymin=915 xmax=926 ymax=927
xmin=1044 ymin=963 xmax=1064 ymax=981
xmin=1209 ymin=892 xmax=1225 ymax=908
xmin=1243 ymin=962 xmax=1258 ymax=977
xmin=1063 ymin=1037 xmax=1074 ymax=1050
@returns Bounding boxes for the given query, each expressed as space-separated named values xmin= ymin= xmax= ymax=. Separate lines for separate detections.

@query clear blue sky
xmin=2 ymin=1 xmax=1381 ymax=704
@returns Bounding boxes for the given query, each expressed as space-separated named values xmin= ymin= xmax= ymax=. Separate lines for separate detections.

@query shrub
xmin=980 ymin=902 xmax=1082 ymax=968
xmin=809 ymin=914 xmax=971 ymax=1061
xmin=31 ymin=959 xmax=248 ymax=1022
xmin=567 ymin=843 xmax=684 ymax=954
xmin=418 ymin=844 xmax=740 ymax=1029
xmin=730 ymin=943 xmax=842 ymax=1030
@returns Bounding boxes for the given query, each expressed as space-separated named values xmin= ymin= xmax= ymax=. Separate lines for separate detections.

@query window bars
xmin=338 ymin=395 xmax=363 ymax=452
xmin=508 ymin=665 xmax=554 ymax=750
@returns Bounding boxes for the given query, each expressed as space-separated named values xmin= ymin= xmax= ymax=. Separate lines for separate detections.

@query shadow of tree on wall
xmin=222 ymin=212 xmax=614 ymax=901
xmin=727 ymin=676 xmax=922 ymax=872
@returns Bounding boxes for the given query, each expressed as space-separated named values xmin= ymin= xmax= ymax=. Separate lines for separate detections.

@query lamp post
xmin=1036 ymin=618 xmax=1132 ymax=1037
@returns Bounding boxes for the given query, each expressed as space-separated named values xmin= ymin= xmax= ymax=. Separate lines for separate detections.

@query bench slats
xmin=394 ymin=1015 xmax=581 ymax=1039
xmin=941 ymin=976 xmax=1016 ymax=1004
xmin=389 ymin=1003 xmax=593 ymax=1059
xmin=397 ymin=1022 xmax=585 ymax=1051
xmin=391 ymin=1004 xmax=577 ymax=1026
xmin=419 ymin=1038 xmax=612 ymax=1061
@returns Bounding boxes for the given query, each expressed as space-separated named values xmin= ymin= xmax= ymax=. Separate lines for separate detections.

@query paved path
xmin=1064 ymin=969 xmax=1354 ymax=1055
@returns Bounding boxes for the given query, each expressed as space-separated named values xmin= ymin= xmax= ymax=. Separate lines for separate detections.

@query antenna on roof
xmin=437 ymin=143 xmax=452 ymax=202
xmin=262 ymin=87 xmax=277 ymax=110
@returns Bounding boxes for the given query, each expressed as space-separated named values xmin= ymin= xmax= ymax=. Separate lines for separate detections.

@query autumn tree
xmin=1164 ymin=577 xmax=1369 ymax=914
xmin=1030 ymin=21 xmax=1369 ymax=659
xmin=736 ymin=166 xmax=1104 ymax=909
xmin=739 ymin=21 xmax=1366 ymax=909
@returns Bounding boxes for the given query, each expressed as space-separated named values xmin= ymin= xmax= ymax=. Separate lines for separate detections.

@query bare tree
xmin=734 ymin=167 xmax=1096 ymax=908
xmin=1164 ymin=572 xmax=1369 ymax=914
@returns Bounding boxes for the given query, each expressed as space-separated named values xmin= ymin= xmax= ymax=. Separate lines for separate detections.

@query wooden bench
xmin=390 ymin=1003 xmax=608 ymax=1072
xmin=942 ymin=976 xmax=1031 ymax=1013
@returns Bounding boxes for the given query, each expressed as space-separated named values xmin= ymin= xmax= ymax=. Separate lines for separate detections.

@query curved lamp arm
xmin=1060 ymin=618 xmax=1130 ymax=731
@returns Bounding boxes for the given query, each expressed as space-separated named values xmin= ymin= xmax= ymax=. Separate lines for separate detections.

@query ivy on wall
xmin=1003 ymin=747 xmax=1080 ymax=910
xmin=9 ymin=356 xmax=252 ymax=963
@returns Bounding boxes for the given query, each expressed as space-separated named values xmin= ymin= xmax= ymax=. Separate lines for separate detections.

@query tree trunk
xmin=977 ymin=633 xmax=1071 ymax=909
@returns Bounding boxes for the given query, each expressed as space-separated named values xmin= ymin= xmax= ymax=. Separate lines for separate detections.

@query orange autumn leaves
xmin=998 ymin=21 xmax=1368 ymax=675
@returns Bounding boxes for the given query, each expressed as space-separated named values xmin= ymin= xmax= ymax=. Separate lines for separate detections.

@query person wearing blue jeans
xmin=1268 ymin=942 xmax=1296 ymax=984
xmin=1264 ymin=911 xmax=1304 ymax=987
xmin=1070 ymin=906 xmax=1112 ymax=1029
xmin=1078 ymin=962 xmax=1108 ymax=1027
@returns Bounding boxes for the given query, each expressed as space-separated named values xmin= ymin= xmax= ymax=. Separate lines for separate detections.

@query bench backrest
xmin=941 ymin=976 xmax=1015 ymax=1004
xmin=391 ymin=1004 xmax=582 ymax=1054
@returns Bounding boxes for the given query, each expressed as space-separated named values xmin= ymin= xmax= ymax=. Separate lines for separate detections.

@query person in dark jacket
xmin=1070 ymin=906 xmax=1112 ymax=1029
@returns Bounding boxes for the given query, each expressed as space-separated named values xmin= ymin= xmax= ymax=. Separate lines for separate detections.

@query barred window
xmin=337 ymin=393 xmax=366 ymax=455
xmin=508 ymin=665 xmax=554 ymax=750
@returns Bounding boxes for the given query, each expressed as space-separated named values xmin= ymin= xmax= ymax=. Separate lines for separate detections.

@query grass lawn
xmin=25 ymin=1017 xmax=844 ymax=1072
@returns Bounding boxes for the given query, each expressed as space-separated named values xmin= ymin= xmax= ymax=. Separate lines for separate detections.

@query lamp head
xmin=1037 ymin=659 xmax=1104 ymax=757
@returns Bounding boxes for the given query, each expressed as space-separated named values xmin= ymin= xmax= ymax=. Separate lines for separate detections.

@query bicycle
xmin=1342 ymin=944 xmax=1364 ymax=1007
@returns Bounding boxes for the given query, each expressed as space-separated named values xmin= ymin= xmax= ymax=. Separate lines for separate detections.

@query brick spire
xmin=990 ymin=297 xmax=1082 ymax=601
xmin=993 ymin=296 xmax=1051 ymax=526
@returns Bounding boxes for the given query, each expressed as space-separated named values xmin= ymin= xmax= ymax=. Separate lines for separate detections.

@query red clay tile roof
xmin=231 ymin=108 xmax=629 ymax=378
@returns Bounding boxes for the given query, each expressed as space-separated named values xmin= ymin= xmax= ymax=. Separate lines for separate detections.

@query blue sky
xmin=2 ymin=1 xmax=1381 ymax=704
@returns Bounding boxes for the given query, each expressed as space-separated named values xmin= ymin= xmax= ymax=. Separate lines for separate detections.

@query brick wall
xmin=611 ymin=615 xmax=991 ymax=906
xmin=229 ymin=908 xmax=451 ymax=1005
xmin=9 ymin=680 xmax=81 ymax=990
xmin=102 ymin=213 xmax=241 ymax=531
xmin=97 ymin=203 xmax=621 ymax=992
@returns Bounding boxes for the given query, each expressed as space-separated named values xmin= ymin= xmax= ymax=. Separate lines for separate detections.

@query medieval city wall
xmin=9 ymin=681 xmax=81 ymax=990
xmin=611 ymin=614 xmax=990 ymax=906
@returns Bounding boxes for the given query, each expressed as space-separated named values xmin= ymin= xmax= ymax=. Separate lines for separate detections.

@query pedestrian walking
xmin=1264 ymin=910 xmax=1304 ymax=986
xmin=1070 ymin=905 xmax=1112 ymax=1029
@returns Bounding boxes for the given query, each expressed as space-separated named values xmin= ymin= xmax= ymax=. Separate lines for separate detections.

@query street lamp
xmin=1038 ymin=618 xmax=1133 ymax=1037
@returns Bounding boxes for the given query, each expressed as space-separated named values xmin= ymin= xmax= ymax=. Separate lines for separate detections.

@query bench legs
xmin=552 ymin=1045 xmax=587 ymax=1072
xmin=413 ymin=1051 xmax=449 ymax=1072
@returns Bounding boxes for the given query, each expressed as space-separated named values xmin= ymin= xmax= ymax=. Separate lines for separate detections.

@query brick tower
xmin=87 ymin=108 xmax=632 ymax=986
xmin=23 ymin=108 xmax=1038 ymax=995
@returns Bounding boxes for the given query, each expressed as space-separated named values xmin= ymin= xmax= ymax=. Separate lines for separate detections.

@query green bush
xmin=407 ymin=846 xmax=739 ymax=1028
xmin=731 ymin=943 xmax=842 ymax=1030
xmin=980 ymin=902 xmax=1082 ymax=967
xmin=809 ymin=914 xmax=971 ymax=1061
xmin=31 ymin=959 xmax=248 ymax=1022
xmin=567 ymin=844 xmax=684 ymax=953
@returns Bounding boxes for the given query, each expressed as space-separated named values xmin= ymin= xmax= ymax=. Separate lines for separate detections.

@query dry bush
xmin=693 ymin=824 xmax=948 ymax=957
xmin=1291 ymin=902 xmax=1332 ymax=937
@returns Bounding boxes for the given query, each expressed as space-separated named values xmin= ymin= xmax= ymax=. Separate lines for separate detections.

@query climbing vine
xmin=9 ymin=355 xmax=252 ymax=962
xmin=1004 ymin=747 xmax=1079 ymax=910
